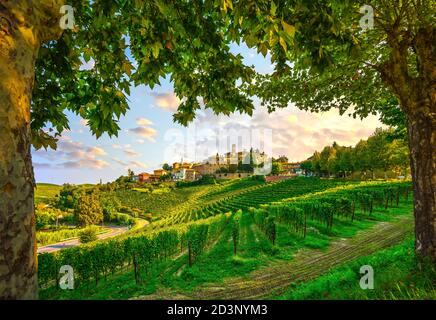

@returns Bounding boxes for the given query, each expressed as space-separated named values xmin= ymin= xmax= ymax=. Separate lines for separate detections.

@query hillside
xmin=38 ymin=178 xmax=414 ymax=300
xmin=35 ymin=184 xmax=62 ymax=205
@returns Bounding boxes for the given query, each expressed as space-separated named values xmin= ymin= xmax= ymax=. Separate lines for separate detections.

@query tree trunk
xmin=0 ymin=1 xmax=64 ymax=299
xmin=0 ymin=7 xmax=40 ymax=300
xmin=407 ymin=111 xmax=436 ymax=261
xmin=379 ymin=24 xmax=436 ymax=262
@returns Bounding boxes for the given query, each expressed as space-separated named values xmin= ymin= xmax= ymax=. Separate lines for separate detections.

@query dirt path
xmin=135 ymin=214 xmax=413 ymax=300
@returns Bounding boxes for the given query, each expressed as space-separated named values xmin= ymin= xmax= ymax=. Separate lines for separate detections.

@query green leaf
xmin=270 ymin=2 xmax=277 ymax=16
xmin=152 ymin=42 xmax=163 ymax=59
xmin=279 ymin=36 xmax=287 ymax=52
xmin=281 ymin=21 xmax=296 ymax=38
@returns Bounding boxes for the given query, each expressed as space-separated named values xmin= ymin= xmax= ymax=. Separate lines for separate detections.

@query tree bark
xmin=380 ymin=24 xmax=436 ymax=262
xmin=405 ymin=26 xmax=436 ymax=261
xmin=0 ymin=0 xmax=64 ymax=300
xmin=407 ymin=110 xmax=436 ymax=261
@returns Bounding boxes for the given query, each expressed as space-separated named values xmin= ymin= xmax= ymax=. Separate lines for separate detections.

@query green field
xmin=107 ymin=185 xmax=214 ymax=219
xmin=37 ymin=178 xmax=416 ymax=300
xmin=274 ymin=237 xmax=436 ymax=300
xmin=35 ymin=184 xmax=62 ymax=205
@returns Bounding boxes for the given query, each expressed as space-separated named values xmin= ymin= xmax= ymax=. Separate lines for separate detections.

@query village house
xmin=136 ymin=169 xmax=169 ymax=183
xmin=153 ymin=169 xmax=168 ymax=177
xmin=192 ymin=163 xmax=221 ymax=176
xmin=148 ymin=169 xmax=169 ymax=182
xmin=173 ymin=162 xmax=192 ymax=171
xmin=172 ymin=168 xmax=198 ymax=182
xmin=137 ymin=172 xmax=151 ymax=183
xmin=185 ymin=169 xmax=197 ymax=181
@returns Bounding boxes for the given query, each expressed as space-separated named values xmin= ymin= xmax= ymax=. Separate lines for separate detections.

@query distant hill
xmin=35 ymin=184 xmax=62 ymax=205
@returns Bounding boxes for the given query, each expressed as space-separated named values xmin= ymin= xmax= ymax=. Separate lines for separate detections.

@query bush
xmin=79 ymin=227 xmax=98 ymax=243
xmin=119 ymin=206 xmax=133 ymax=214
xmin=35 ymin=207 xmax=72 ymax=230
xmin=131 ymin=208 xmax=142 ymax=218
xmin=252 ymin=175 xmax=266 ymax=182
xmin=114 ymin=213 xmax=133 ymax=226
xmin=176 ymin=175 xmax=217 ymax=188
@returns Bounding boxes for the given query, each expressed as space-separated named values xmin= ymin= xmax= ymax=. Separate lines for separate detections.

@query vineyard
xmin=36 ymin=226 xmax=105 ymax=246
xmin=102 ymin=185 xmax=216 ymax=219
xmin=35 ymin=184 xmax=62 ymax=205
xmin=152 ymin=178 xmax=351 ymax=228
xmin=38 ymin=178 xmax=414 ymax=299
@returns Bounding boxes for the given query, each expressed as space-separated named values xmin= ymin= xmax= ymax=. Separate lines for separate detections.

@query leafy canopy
xmin=32 ymin=0 xmax=434 ymax=149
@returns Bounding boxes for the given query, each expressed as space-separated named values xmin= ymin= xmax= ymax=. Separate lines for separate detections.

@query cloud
xmin=68 ymin=150 xmax=86 ymax=159
xmin=33 ymin=135 xmax=112 ymax=170
xmin=34 ymin=162 xmax=52 ymax=169
xmin=111 ymin=158 xmax=147 ymax=170
xmin=112 ymin=158 xmax=129 ymax=167
xmin=175 ymin=103 xmax=385 ymax=163
xmin=57 ymin=137 xmax=83 ymax=153
xmin=129 ymin=161 xmax=148 ymax=169
xmin=129 ymin=127 xmax=157 ymax=142
xmin=87 ymin=146 xmax=107 ymax=157
xmin=152 ymin=92 xmax=180 ymax=112
xmin=61 ymin=159 xmax=109 ymax=170
xmin=287 ymin=115 xmax=298 ymax=124
xmin=136 ymin=117 xmax=153 ymax=126
xmin=112 ymin=144 xmax=122 ymax=149
xmin=79 ymin=119 xmax=88 ymax=127
xmin=124 ymin=148 xmax=140 ymax=157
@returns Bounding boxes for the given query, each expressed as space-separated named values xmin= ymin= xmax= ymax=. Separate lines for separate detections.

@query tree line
xmin=301 ymin=128 xmax=410 ymax=179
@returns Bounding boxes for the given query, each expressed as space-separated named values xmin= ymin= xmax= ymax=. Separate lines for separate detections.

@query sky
xmin=32 ymin=43 xmax=384 ymax=185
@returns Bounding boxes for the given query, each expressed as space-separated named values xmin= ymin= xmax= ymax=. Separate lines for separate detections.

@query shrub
xmin=35 ymin=207 xmax=71 ymax=230
xmin=114 ymin=213 xmax=133 ymax=226
xmin=176 ymin=175 xmax=217 ymax=188
xmin=79 ymin=227 xmax=98 ymax=243
xmin=119 ymin=206 xmax=133 ymax=214
xmin=252 ymin=175 xmax=266 ymax=182
xmin=131 ymin=208 xmax=142 ymax=218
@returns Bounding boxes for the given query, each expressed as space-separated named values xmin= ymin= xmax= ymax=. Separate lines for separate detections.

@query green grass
xmin=197 ymin=178 xmax=265 ymax=201
xmin=35 ymin=183 xmax=62 ymax=205
xmin=40 ymin=195 xmax=414 ymax=300
xmin=155 ymin=178 xmax=350 ymax=228
xmin=163 ymin=201 xmax=414 ymax=299
xmin=274 ymin=237 xmax=436 ymax=300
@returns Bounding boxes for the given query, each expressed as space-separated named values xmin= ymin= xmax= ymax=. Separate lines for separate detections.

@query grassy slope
xmin=35 ymin=183 xmax=62 ymax=205
xmin=275 ymin=238 xmax=436 ymax=300
xmin=110 ymin=179 xmax=265 ymax=223
xmin=111 ymin=185 xmax=214 ymax=219
xmin=182 ymin=204 xmax=414 ymax=299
